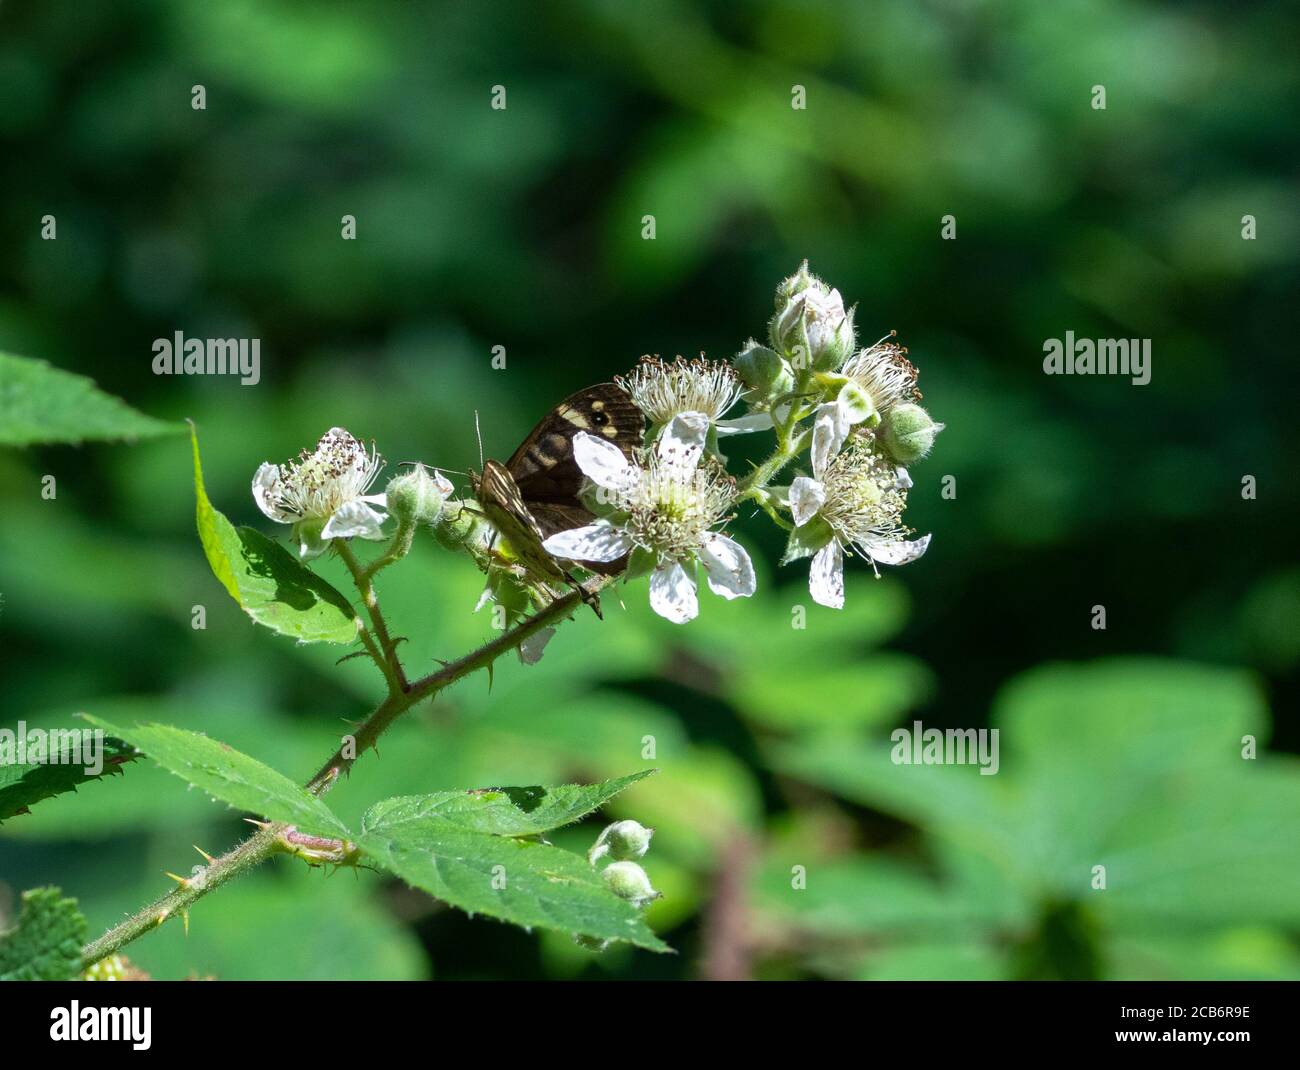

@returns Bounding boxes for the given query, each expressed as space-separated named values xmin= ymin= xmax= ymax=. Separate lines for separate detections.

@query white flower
xmin=252 ymin=427 xmax=388 ymax=558
xmin=616 ymin=355 xmax=743 ymax=427
xmin=542 ymin=412 xmax=756 ymax=624
xmin=840 ymin=339 xmax=919 ymax=418
xmin=787 ymin=428 xmax=929 ymax=609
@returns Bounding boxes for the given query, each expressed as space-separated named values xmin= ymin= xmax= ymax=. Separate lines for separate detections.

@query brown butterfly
xmin=472 ymin=383 xmax=645 ymax=611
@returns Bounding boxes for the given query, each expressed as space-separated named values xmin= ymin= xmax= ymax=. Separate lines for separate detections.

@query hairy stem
xmin=80 ymin=573 xmax=610 ymax=970
xmin=336 ymin=540 xmax=407 ymax=692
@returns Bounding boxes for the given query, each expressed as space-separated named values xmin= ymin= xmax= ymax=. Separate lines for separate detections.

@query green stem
xmin=336 ymin=540 xmax=406 ymax=692
xmin=79 ymin=575 xmax=609 ymax=970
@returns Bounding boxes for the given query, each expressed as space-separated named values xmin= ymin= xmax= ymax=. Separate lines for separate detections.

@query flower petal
xmin=809 ymin=540 xmax=845 ymax=609
xmin=863 ymin=533 xmax=931 ymax=567
xmin=788 ymin=476 xmax=827 ymax=527
xmin=252 ymin=462 xmax=291 ymax=522
xmin=649 ymin=561 xmax=699 ymax=623
xmin=573 ymin=432 xmax=638 ymax=491
xmin=714 ymin=411 xmax=775 ymax=436
xmin=518 ymin=626 xmax=555 ymax=665
xmin=542 ymin=520 xmax=634 ymax=563
xmin=699 ymin=534 xmax=756 ymax=600
xmin=810 ymin=402 xmax=848 ymax=479
xmin=655 ymin=411 xmax=709 ymax=474
xmin=894 ymin=466 xmax=913 ymax=490
xmin=321 ymin=500 xmax=387 ymax=541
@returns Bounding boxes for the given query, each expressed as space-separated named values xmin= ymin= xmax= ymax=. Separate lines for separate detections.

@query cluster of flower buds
xmin=575 ymin=819 xmax=659 ymax=952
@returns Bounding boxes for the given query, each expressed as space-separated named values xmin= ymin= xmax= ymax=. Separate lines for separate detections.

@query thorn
xmin=155 ymin=909 xmax=170 ymax=928
xmin=193 ymin=845 xmax=216 ymax=864
xmin=182 ymin=910 xmax=190 ymax=937
xmin=243 ymin=818 xmax=272 ymax=829
xmin=485 ymin=660 xmax=495 ymax=692
xmin=165 ymin=872 xmax=190 ymax=888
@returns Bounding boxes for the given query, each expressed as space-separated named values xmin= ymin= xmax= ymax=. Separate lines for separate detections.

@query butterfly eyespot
xmin=592 ymin=410 xmax=610 ymax=427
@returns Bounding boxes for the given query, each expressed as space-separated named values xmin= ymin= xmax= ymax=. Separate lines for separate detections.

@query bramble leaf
xmin=191 ymin=426 xmax=360 ymax=643
xmin=0 ymin=732 xmax=136 ymax=823
xmin=0 ymin=887 xmax=87 ymax=981
xmin=81 ymin=717 xmax=348 ymax=839
xmin=0 ymin=352 xmax=184 ymax=446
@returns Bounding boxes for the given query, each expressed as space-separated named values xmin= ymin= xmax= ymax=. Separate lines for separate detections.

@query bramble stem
xmin=336 ymin=540 xmax=407 ymax=692
xmin=79 ymin=569 xmax=609 ymax=970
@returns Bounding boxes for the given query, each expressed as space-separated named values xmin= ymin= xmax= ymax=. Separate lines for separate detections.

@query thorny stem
xmin=79 ymin=567 xmax=611 ymax=970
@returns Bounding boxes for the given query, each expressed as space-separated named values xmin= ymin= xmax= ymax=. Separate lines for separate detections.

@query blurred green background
xmin=1 ymin=0 xmax=1297 ymax=979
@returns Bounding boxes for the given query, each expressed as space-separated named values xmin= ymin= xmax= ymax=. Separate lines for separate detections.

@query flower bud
xmin=769 ymin=274 xmax=855 ymax=371
xmin=386 ymin=465 xmax=453 ymax=526
xmin=590 ymin=820 xmax=654 ymax=864
xmin=774 ymin=260 xmax=814 ymax=308
xmin=733 ymin=339 xmax=794 ymax=401
xmin=881 ymin=403 xmax=944 ymax=464
xmin=602 ymin=860 xmax=661 ymax=907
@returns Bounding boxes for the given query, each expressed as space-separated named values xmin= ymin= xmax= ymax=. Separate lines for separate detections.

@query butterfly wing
xmin=506 ymin=383 xmax=644 ymax=504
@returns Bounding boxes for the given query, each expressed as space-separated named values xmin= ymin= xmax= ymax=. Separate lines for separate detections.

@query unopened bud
xmin=602 ymin=861 xmax=661 ymax=907
xmin=590 ymin=820 xmax=654 ymax=864
xmin=386 ymin=465 xmax=453 ymax=526
xmin=881 ymin=403 xmax=943 ymax=464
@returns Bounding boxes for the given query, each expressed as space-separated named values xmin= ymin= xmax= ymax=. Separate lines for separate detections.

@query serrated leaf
xmin=191 ymin=426 xmax=360 ymax=643
xmin=82 ymin=717 xmax=348 ymax=839
xmin=0 ymin=887 xmax=87 ymax=981
xmin=0 ymin=352 xmax=184 ymax=446
xmin=362 ymin=770 xmax=656 ymax=838
xmin=0 ymin=733 xmax=136 ymax=823
xmin=358 ymin=776 xmax=668 ymax=951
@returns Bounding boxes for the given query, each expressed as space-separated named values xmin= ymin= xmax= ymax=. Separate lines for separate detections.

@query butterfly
xmin=472 ymin=382 xmax=645 ymax=612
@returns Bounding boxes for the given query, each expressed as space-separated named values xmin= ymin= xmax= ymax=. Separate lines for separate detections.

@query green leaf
xmin=81 ymin=717 xmax=348 ymax=839
xmin=0 ymin=887 xmax=88 ymax=981
xmin=0 ymin=352 xmax=184 ymax=446
xmin=0 ymin=733 xmax=136 ymax=823
xmin=361 ymin=771 xmax=657 ymax=838
xmin=358 ymin=777 xmax=669 ymax=951
xmin=191 ymin=426 xmax=360 ymax=643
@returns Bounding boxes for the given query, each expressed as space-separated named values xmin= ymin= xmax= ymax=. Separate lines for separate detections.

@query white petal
xmin=573 ymin=432 xmax=638 ymax=491
xmin=864 ymin=532 xmax=931 ymax=566
xmin=788 ymin=476 xmax=827 ymax=527
xmin=699 ymin=534 xmax=756 ymax=600
xmin=321 ymin=500 xmax=387 ymax=541
xmin=810 ymin=402 xmax=848 ymax=479
xmin=714 ymin=411 xmax=774 ymax=436
xmin=252 ymin=462 xmax=291 ymax=522
xmin=360 ymin=493 xmax=388 ymax=508
xmin=542 ymin=520 xmax=634 ymax=563
xmin=432 ymin=470 xmax=455 ymax=495
xmin=895 ymin=466 xmax=913 ymax=490
xmin=809 ymin=541 xmax=845 ymax=609
xmin=649 ymin=562 xmax=698 ymax=624
xmin=655 ymin=411 xmax=709 ymax=474
xmin=518 ymin=626 xmax=555 ymax=665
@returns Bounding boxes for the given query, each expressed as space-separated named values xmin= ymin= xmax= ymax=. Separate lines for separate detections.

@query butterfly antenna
xmin=474 ymin=410 xmax=485 ymax=469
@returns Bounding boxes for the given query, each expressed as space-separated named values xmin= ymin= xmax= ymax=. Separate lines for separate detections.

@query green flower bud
xmin=733 ymin=339 xmax=794 ymax=401
xmin=386 ymin=465 xmax=452 ymax=527
xmin=590 ymin=820 xmax=654 ymax=864
xmin=881 ymin=403 xmax=943 ymax=464
xmin=602 ymin=860 xmax=661 ymax=907
xmin=769 ymin=272 xmax=855 ymax=370
xmin=774 ymin=260 xmax=814 ymax=308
